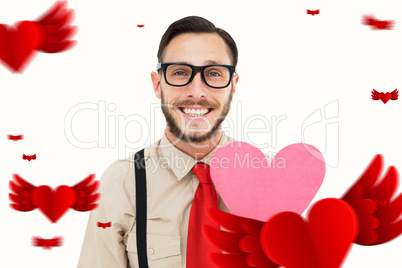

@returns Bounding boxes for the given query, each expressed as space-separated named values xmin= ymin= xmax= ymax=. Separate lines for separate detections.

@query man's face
xmin=151 ymin=33 xmax=239 ymax=144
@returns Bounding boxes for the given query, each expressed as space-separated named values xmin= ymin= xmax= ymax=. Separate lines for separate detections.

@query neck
xmin=165 ymin=127 xmax=223 ymax=161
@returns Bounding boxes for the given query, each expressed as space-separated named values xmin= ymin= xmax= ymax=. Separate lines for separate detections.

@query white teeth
xmin=182 ymin=108 xmax=209 ymax=117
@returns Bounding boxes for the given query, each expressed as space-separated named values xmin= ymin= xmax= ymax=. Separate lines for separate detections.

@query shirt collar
xmin=159 ymin=131 xmax=233 ymax=181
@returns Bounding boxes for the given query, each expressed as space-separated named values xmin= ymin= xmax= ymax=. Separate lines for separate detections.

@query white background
xmin=1 ymin=0 xmax=401 ymax=267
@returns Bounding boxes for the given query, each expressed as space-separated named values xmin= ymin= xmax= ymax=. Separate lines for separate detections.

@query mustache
xmin=173 ymin=99 xmax=219 ymax=109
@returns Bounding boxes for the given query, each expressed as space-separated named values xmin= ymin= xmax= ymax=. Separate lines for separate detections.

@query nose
xmin=186 ymin=72 xmax=207 ymax=98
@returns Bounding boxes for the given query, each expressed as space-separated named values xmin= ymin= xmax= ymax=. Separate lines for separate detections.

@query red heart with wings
xmin=260 ymin=198 xmax=358 ymax=268
xmin=0 ymin=2 xmax=77 ymax=73
xmin=372 ymin=89 xmax=398 ymax=104
xmin=9 ymin=174 xmax=99 ymax=223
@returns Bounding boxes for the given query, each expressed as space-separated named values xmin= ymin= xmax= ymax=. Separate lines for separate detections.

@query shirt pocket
xmin=126 ymin=232 xmax=182 ymax=268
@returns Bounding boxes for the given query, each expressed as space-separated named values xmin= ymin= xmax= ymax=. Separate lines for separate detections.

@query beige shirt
xmin=77 ymin=131 xmax=234 ymax=268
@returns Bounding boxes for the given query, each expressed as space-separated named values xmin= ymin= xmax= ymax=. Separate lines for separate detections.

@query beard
xmin=160 ymin=86 xmax=233 ymax=144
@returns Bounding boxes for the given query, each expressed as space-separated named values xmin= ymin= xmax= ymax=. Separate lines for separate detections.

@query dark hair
xmin=157 ymin=16 xmax=238 ymax=66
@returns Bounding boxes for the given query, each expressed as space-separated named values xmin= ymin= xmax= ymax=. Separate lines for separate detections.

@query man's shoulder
xmin=99 ymin=158 xmax=134 ymax=187
xmin=100 ymin=141 xmax=158 ymax=184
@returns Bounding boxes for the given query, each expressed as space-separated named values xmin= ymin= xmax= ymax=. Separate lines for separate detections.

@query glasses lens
xmin=203 ymin=66 xmax=230 ymax=88
xmin=165 ymin=64 xmax=193 ymax=86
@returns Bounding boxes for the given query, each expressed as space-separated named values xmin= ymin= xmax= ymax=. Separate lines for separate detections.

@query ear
xmin=231 ymin=74 xmax=239 ymax=94
xmin=151 ymin=71 xmax=162 ymax=99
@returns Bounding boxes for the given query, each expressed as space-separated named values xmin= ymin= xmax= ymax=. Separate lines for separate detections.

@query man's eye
xmin=173 ymin=71 xmax=187 ymax=76
xmin=207 ymin=71 xmax=220 ymax=77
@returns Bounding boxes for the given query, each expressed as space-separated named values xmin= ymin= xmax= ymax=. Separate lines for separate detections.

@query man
xmin=78 ymin=16 xmax=239 ymax=267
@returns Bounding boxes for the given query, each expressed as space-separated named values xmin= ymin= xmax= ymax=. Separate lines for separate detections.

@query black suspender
xmin=134 ymin=149 xmax=149 ymax=268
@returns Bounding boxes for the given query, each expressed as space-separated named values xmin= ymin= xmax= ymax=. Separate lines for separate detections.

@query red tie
xmin=186 ymin=162 xmax=220 ymax=267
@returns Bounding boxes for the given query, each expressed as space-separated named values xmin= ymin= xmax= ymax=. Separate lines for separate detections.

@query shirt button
xmin=148 ymin=248 xmax=154 ymax=255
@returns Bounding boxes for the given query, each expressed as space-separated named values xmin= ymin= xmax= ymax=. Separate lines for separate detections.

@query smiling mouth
xmin=178 ymin=107 xmax=214 ymax=117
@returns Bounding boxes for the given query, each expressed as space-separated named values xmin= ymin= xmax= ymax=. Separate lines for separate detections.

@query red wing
xmin=205 ymin=208 xmax=279 ymax=268
xmin=32 ymin=236 xmax=45 ymax=247
xmin=36 ymin=1 xmax=77 ymax=53
xmin=342 ymin=155 xmax=402 ymax=245
xmin=9 ymin=174 xmax=36 ymax=211
xmin=362 ymin=15 xmax=377 ymax=27
xmin=7 ymin=134 xmax=23 ymax=141
xmin=97 ymin=221 xmax=112 ymax=228
xmin=71 ymin=174 xmax=100 ymax=211
xmin=391 ymin=89 xmax=399 ymax=100
xmin=376 ymin=20 xmax=394 ymax=30
xmin=371 ymin=89 xmax=380 ymax=100
xmin=49 ymin=236 xmax=63 ymax=247
xmin=32 ymin=236 xmax=63 ymax=249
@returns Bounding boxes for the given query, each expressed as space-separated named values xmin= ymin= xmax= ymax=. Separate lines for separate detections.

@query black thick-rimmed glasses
xmin=156 ymin=62 xmax=236 ymax=89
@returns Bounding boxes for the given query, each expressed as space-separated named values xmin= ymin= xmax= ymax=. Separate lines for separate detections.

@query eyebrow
xmin=204 ymin=60 xmax=222 ymax=65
